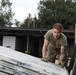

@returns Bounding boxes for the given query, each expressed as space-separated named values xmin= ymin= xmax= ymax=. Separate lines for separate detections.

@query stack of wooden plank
xmin=0 ymin=46 xmax=69 ymax=75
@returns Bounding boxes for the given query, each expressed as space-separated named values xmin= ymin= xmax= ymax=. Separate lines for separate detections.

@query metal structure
xmin=0 ymin=27 xmax=74 ymax=58
xmin=0 ymin=46 xmax=69 ymax=75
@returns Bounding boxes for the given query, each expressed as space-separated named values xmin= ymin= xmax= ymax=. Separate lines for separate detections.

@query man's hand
xmin=58 ymin=59 xmax=68 ymax=68
xmin=58 ymin=60 xmax=64 ymax=67
xmin=41 ymin=58 xmax=48 ymax=62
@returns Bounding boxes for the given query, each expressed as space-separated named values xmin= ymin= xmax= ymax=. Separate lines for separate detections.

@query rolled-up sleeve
xmin=60 ymin=36 xmax=68 ymax=47
xmin=44 ymin=31 xmax=50 ymax=41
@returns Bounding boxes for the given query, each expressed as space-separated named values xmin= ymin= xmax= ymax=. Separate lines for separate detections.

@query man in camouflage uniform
xmin=42 ymin=23 xmax=68 ymax=67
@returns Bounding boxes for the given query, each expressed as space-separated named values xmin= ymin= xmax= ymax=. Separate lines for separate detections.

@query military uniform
xmin=44 ymin=30 xmax=68 ymax=67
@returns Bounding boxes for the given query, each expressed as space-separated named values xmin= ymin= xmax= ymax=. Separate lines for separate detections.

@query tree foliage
xmin=38 ymin=0 xmax=76 ymax=29
xmin=20 ymin=15 xmax=39 ymax=28
xmin=0 ymin=0 xmax=14 ymax=27
xmin=21 ymin=17 xmax=33 ymax=28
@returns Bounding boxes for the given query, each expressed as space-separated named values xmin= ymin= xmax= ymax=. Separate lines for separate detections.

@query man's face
xmin=52 ymin=28 xmax=61 ymax=39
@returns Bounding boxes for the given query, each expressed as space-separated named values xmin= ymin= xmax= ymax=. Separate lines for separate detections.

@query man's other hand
xmin=41 ymin=58 xmax=48 ymax=62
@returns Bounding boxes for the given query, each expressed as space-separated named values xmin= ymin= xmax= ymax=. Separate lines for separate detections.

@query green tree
xmin=38 ymin=0 xmax=76 ymax=29
xmin=0 ymin=15 xmax=6 ymax=27
xmin=21 ymin=17 xmax=34 ymax=28
xmin=20 ymin=18 xmax=28 ymax=28
xmin=0 ymin=0 xmax=14 ymax=27
xmin=14 ymin=19 xmax=20 ymax=27
xmin=21 ymin=16 xmax=40 ymax=28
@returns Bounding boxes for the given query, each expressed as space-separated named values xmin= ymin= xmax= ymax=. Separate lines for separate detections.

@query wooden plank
xmin=0 ymin=46 xmax=69 ymax=75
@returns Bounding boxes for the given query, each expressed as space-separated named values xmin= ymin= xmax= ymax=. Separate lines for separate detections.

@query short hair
xmin=53 ymin=23 xmax=63 ymax=32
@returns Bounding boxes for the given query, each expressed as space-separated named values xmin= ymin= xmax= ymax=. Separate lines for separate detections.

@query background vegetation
xmin=0 ymin=0 xmax=76 ymax=29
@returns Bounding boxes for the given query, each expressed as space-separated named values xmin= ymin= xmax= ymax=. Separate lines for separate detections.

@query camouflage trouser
xmin=47 ymin=48 xmax=67 ymax=62
xmin=46 ymin=48 xmax=59 ymax=63
xmin=46 ymin=47 xmax=68 ymax=67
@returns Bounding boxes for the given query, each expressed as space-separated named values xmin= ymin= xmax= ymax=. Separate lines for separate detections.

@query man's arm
xmin=59 ymin=46 xmax=66 ymax=61
xmin=58 ymin=46 xmax=68 ymax=67
xmin=42 ymin=39 xmax=49 ymax=59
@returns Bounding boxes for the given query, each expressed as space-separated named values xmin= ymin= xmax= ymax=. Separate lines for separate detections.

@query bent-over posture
xmin=42 ymin=23 xmax=68 ymax=67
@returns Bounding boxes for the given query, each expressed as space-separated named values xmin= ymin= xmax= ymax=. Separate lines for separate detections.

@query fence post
xmin=67 ymin=24 xmax=76 ymax=74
